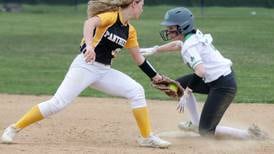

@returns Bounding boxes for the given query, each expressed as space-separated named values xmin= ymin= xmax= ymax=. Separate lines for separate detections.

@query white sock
xmin=185 ymin=93 xmax=200 ymax=126
xmin=215 ymin=125 xmax=250 ymax=139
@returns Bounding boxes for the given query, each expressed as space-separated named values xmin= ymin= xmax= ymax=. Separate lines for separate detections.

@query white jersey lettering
xmin=104 ymin=31 xmax=127 ymax=47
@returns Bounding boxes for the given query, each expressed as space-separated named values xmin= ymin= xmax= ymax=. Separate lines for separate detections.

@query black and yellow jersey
xmin=80 ymin=11 xmax=139 ymax=65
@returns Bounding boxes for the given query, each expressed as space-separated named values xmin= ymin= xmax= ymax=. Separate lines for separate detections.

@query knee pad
xmin=38 ymin=95 xmax=69 ymax=118
xmin=127 ymin=83 xmax=147 ymax=109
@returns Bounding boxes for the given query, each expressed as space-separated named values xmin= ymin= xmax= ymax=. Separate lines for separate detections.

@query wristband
xmin=139 ymin=59 xmax=157 ymax=79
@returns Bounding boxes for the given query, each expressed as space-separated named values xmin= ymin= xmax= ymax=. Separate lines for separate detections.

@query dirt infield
xmin=0 ymin=94 xmax=274 ymax=154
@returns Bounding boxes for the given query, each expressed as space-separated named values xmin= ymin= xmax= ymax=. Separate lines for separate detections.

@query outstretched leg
xmin=1 ymin=54 xmax=101 ymax=143
xmin=91 ymin=68 xmax=171 ymax=148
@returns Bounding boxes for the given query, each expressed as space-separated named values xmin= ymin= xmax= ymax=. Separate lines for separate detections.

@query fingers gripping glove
xmin=151 ymin=75 xmax=184 ymax=98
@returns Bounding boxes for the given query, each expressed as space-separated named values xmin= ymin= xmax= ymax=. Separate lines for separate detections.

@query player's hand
xmin=139 ymin=45 xmax=159 ymax=56
xmin=151 ymin=73 xmax=163 ymax=82
xmin=84 ymin=46 xmax=96 ymax=64
xmin=177 ymin=88 xmax=192 ymax=113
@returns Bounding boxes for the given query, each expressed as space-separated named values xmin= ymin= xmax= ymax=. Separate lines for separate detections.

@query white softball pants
xmin=38 ymin=54 xmax=147 ymax=117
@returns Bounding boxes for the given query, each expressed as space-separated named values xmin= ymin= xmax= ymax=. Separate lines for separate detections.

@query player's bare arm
xmin=128 ymin=47 xmax=163 ymax=82
xmin=157 ymin=40 xmax=182 ymax=52
xmin=83 ymin=16 xmax=100 ymax=63
xmin=182 ymin=63 xmax=205 ymax=94
xmin=128 ymin=47 xmax=145 ymax=65
xmin=139 ymin=40 xmax=182 ymax=56
xmin=193 ymin=63 xmax=205 ymax=79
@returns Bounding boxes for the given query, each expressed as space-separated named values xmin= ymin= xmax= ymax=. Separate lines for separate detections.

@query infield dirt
xmin=0 ymin=94 xmax=273 ymax=154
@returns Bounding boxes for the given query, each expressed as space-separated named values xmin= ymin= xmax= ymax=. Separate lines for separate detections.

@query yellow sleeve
xmin=125 ymin=24 xmax=139 ymax=49
xmin=96 ymin=11 xmax=117 ymax=27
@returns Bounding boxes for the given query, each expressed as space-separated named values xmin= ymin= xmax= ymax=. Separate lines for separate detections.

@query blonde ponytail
xmin=87 ymin=0 xmax=134 ymax=18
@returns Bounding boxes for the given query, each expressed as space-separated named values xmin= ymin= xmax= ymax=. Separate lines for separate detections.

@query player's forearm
xmin=83 ymin=17 xmax=99 ymax=48
xmin=129 ymin=47 xmax=160 ymax=79
xmin=186 ymin=64 xmax=205 ymax=91
xmin=194 ymin=64 xmax=205 ymax=78
xmin=157 ymin=40 xmax=182 ymax=52
xmin=129 ymin=47 xmax=145 ymax=65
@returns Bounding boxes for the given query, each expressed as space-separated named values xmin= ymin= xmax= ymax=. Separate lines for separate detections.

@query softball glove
xmin=152 ymin=75 xmax=184 ymax=99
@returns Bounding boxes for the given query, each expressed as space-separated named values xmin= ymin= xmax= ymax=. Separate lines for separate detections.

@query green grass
xmin=0 ymin=5 xmax=274 ymax=103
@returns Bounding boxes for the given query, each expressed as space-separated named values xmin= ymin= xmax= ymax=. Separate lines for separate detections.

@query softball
xmin=169 ymin=83 xmax=178 ymax=92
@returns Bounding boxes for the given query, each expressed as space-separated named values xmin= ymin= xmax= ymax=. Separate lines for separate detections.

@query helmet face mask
xmin=160 ymin=26 xmax=182 ymax=41
xmin=160 ymin=7 xmax=195 ymax=40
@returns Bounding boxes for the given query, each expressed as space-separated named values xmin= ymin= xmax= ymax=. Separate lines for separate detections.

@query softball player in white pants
xmin=1 ymin=0 xmax=171 ymax=148
xmin=39 ymin=54 xmax=146 ymax=117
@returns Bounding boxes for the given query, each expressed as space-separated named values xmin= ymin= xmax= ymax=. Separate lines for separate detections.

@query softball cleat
xmin=1 ymin=124 xmax=20 ymax=144
xmin=178 ymin=121 xmax=198 ymax=133
xmin=137 ymin=133 xmax=171 ymax=148
xmin=247 ymin=124 xmax=268 ymax=140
